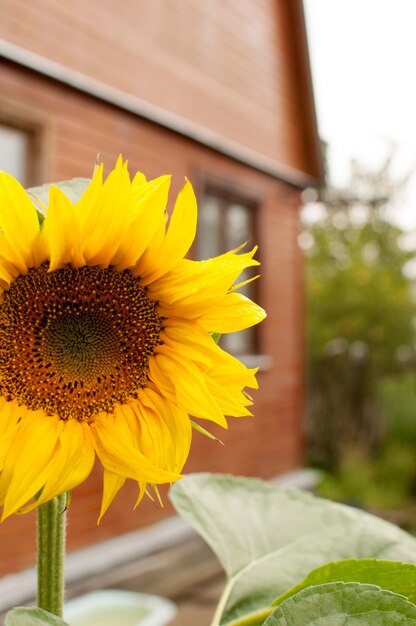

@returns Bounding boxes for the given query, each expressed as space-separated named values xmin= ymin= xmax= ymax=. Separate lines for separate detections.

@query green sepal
xmin=190 ymin=420 xmax=224 ymax=444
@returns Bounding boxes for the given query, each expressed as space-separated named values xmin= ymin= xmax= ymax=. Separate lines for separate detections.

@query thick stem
xmin=216 ymin=607 xmax=273 ymax=626
xmin=37 ymin=494 xmax=67 ymax=617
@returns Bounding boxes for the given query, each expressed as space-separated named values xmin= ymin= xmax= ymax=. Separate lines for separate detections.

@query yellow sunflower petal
xmin=0 ymin=412 xmax=62 ymax=519
xmin=149 ymin=350 xmax=227 ymax=427
xmin=0 ymin=172 xmax=40 ymax=272
xmin=231 ymin=274 xmax=260 ymax=292
xmin=45 ymin=185 xmax=84 ymax=271
xmin=139 ymin=387 xmax=192 ymax=473
xmin=140 ymin=179 xmax=197 ymax=285
xmin=131 ymin=173 xmax=168 ymax=219
xmin=205 ymin=376 xmax=253 ymax=417
xmin=80 ymin=159 xmax=132 ymax=266
xmin=0 ymin=257 xmax=15 ymax=289
xmin=132 ymin=171 xmax=147 ymax=188
xmin=34 ymin=420 xmax=95 ymax=507
xmin=74 ymin=163 xmax=103 ymax=228
xmin=0 ymin=235 xmax=27 ymax=282
xmin=0 ymin=401 xmax=23 ymax=470
xmin=209 ymin=359 xmax=259 ymax=391
xmin=158 ymin=325 xmax=214 ymax=369
xmin=114 ymin=175 xmax=171 ymax=270
xmin=91 ymin=412 xmax=181 ymax=483
xmin=130 ymin=402 xmax=171 ymax=468
xmin=132 ymin=215 xmax=168 ymax=277
xmin=152 ymin=248 xmax=260 ymax=317
xmin=134 ymin=482 xmax=147 ymax=509
xmin=162 ymin=317 xmax=259 ymax=388
xmin=99 ymin=469 xmax=126 ymax=522
xmin=199 ymin=291 xmax=266 ymax=333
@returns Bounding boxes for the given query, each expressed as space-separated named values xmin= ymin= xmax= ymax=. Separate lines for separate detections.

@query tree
xmin=302 ymin=153 xmax=416 ymax=467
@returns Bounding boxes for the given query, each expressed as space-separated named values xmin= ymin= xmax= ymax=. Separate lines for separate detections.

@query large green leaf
xmin=5 ymin=607 xmax=70 ymax=626
xmin=27 ymin=178 xmax=91 ymax=218
xmin=264 ymin=582 xmax=416 ymax=625
xmin=170 ymin=473 xmax=416 ymax=625
xmin=274 ymin=559 xmax=416 ymax=607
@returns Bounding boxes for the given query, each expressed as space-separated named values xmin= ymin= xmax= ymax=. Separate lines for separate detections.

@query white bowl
xmin=64 ymin=589 xmax=177 ymax=626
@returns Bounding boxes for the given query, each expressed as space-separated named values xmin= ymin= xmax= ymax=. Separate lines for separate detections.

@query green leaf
xmin=5 ymin=607 xmax=70 ymax=626
xmin=264 ymin=582 xmax=416 ymax=625
xmin=274 ymin=559 xmax=416 ymax=607
xmin=27 ymin=178 xmax=91 ymax=218
xmin=170 ymin=473 xmax=416 ymax=625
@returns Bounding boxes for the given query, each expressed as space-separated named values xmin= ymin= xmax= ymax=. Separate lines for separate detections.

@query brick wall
xmin=0 ymin=0 xmax=319 ymax=177
xmin=0 ymin=61 xmax=305 ymax=575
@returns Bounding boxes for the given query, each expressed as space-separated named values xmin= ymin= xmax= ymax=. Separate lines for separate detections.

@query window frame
xmin=199 ymin=184 xmax=259 ymax=256
xmin=194 ymin=172 xmax=263 ymax=360
xmin=0 ymin=95 xmax=49 ymax=187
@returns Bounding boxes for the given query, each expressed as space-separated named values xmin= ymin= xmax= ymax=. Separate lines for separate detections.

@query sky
xmin=303 ymin=0 xmax=416 ymax=230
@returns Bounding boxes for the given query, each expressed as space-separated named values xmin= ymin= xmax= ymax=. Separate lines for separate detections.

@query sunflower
xmin=0 ymin=159 xmax=265 ymax=521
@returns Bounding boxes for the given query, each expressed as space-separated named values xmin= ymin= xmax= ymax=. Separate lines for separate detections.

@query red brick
xmin=0 ymin=0 xmax=318 ymax=575
xmin=0 ymin=0 xmax=320 ymax=176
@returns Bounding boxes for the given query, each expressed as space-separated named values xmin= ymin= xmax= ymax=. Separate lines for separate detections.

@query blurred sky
xmin=303 ymin=0 xmax=416 ymax=230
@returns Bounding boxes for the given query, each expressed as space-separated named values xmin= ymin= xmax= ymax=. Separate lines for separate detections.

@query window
xmin=0 ymin=123 xmax=36 ymax=186
xmin=196 ymin=187 xmax=259 ymax=357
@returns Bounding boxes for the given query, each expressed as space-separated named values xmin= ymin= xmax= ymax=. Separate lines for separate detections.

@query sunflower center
xmin=0 ymin=264 xmax=163 ymax=420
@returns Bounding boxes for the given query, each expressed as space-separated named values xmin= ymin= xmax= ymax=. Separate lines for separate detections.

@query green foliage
xmin=5 ymin=608 xmax=69 ymax=626
xmin=305 ymin=201 xmax=416 ymax=377
xmin=378 ymin=373 xmax=416 ymax=446
xmin=316 ymin=372 xmax=416 ymax=525
xmin=273 ymin=559 xmax=416 ymax=607
xmin=264 ymin=583 xmax=416 ymax=625
xmin=170 ymin=473 xmax=416 ymax=626
xmin=303 ymin=155 xmax=416 ymax=466
xmin=318 ymin=442 xmax=416 ymax=510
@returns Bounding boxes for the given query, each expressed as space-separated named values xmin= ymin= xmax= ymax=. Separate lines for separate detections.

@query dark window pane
xmin=197 ymin=187 xmax=259 ymax=356
xmin=225 ymin=203 xmax=250 ymax=250
xmin=198 ymin=195 xmax=221 ymax=259
xmin=221 ymin=327 xmax=255 ymax=355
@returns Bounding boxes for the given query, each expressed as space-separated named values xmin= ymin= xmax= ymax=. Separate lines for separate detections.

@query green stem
xmin=37 ymin=494 xmax=67 ymax=617
xmin=217 ymin=607 xmax=273 ymax=626
xmin=209 ymin=577 xmax=273 ymax=626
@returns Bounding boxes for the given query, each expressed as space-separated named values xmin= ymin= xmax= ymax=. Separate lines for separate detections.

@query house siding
xmin=0 ymin=61 xmax=305 ymax=574
xmin=0 ymin=0 xmax=319 ymax=575
xmin=0 ymin=0 xmax=320 ymax=176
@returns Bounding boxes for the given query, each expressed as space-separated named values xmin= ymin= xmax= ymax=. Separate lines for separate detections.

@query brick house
xmin=0 ymin=0 xmax=322 ymax=576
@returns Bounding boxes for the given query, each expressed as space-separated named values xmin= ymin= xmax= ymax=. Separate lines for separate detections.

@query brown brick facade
xmin=0 ymin=0 xmax=320 ymax=575
xmin=0 ymin=61 xmax=305 ymax=574
xmin=0 ymin=0 xmax=320 ymax=176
